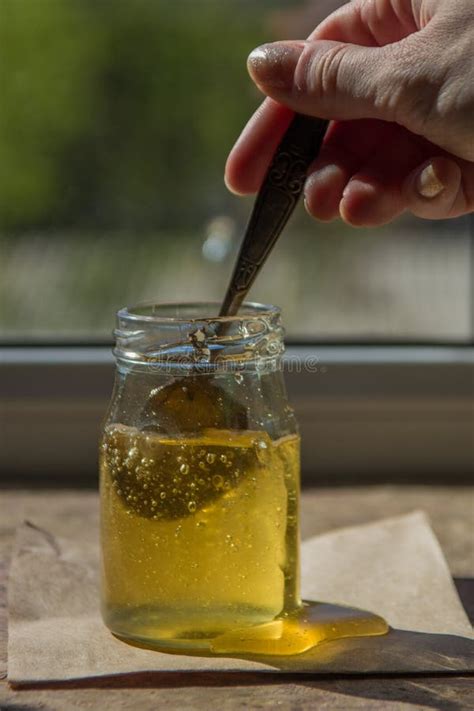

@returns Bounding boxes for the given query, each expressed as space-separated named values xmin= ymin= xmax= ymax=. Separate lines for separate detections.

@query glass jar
xmin=100 ymin=301 xmax=300 ymax=652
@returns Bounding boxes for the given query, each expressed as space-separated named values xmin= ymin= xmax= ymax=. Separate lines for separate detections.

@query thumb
xmin=247 ymin=39 xmax=412 ymax=124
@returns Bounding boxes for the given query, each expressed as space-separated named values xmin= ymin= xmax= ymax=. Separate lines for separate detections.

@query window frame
xmin=1 ymin=344 xmax=473 ymax=485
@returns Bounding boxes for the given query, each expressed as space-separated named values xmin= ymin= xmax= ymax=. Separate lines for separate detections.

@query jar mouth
xmin=117 ymin=301 xmax=280 ymax=325
xmin=114 ymin=301 xmax=284 ymax=370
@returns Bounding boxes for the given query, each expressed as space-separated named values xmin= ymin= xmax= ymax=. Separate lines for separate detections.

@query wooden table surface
xmin=1 ymin=486 xmax=473 ymax=711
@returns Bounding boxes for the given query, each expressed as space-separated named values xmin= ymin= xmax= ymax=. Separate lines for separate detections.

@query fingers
xmin=403 ymin=157 xmax=474 ymax=219
xmin=225 ymin=2 xmax=474 ymax=223
xmin=309 ymin=0 xmax=419 ymax=45
xmin=304 ymin=119 xmax=391 ymax=222
xmin=224 ymin=99 xmax=294 ymax=195
xmin=246 ymin=38 xmax=417 ymax=126
xmin=339 ymin=127 xmax=430 ymax=226
xmin=340 ymin=177 xmax=406 ymax=227
xmin=225 ymin=0 xmax=420 ymax=195
xmin=228 ymin=107 xmax=474 ymax=226
xmin=305 ymin=129 xmax=474 ymax=226
xmin=225 ymin=34 xmax=410 ymax=195
xmin=303 ymin=121 xmax=474 ymax=226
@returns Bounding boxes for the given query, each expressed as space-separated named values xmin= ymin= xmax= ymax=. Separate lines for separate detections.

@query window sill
xmin=1 ymin=346 xmax=473 ymax=485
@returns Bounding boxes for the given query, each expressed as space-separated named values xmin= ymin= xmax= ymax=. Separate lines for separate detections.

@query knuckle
xmin=375 ymin=39 xmax=444 ymax=127
xmin=297 ymin=42 xmax=352 ymax=100
xmin=380 ymin=28 xmax=474 ymax=161
xmin=373 ymin=43 xmax=413 ymax=119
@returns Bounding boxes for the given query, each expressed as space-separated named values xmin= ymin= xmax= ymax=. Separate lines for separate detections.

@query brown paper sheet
xmin=7 ymin=511 xmax=473 ymax=685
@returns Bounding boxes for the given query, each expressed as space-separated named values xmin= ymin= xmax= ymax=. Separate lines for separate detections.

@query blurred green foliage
xmin=0 ymin=0 xmax=276 ymax=230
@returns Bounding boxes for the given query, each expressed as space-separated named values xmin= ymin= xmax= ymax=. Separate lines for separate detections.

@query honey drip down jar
xmin=100 ymin=301 xmax=301 ymax=651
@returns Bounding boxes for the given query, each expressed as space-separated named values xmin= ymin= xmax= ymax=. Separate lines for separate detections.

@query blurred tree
xmin=0 ymin=0 xmax=104 ymax=228
xmin=0 ymin=0 xmax=270 ymax=230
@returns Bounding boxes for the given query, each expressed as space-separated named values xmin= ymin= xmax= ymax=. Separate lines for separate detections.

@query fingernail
xmin=247 ymin=41 xmax=305 ymax=90
xmin=224 ymin=172 xmax=244 ymax=196
xmin=416 ymin=163 xmax=444 ymax=199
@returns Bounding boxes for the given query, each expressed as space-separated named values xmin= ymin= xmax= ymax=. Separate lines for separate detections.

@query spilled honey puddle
xmin=210 ymin=600 xmax=388 ymax=656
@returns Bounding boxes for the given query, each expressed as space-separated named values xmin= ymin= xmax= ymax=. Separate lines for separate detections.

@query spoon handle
xmin=220 ymin=114 xmax=329 ymax=317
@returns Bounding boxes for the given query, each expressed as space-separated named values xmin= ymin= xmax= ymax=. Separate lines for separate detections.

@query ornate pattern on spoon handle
xmin=220 ymin=114 xmax=329 ymax=317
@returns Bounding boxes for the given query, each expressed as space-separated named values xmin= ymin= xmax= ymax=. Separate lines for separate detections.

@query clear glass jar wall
xmin=100 ymin=302 xmax=300 ymax=651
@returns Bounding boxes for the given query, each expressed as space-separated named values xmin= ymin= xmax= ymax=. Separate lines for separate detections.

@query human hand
xmin=225 ymin=0 xmax=474 ymax=226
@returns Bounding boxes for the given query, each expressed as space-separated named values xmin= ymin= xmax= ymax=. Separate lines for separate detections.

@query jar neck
xmin=113 ymin=301 xmax=285 ymax=373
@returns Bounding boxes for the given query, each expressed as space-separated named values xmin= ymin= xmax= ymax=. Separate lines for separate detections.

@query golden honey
xmin=100 ymin=424 xmax=301 ymax=649
xmin=100 ymin=302 xmax=388 ymax=656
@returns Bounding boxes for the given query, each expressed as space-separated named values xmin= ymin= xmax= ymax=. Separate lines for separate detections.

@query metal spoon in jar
xmin=128 ymin=114 xmax=329 ymax=519
xmin=220 ymin=113 xmax=328 ymax=317
xmin=144 ymin=112 xmax=329 ymax=426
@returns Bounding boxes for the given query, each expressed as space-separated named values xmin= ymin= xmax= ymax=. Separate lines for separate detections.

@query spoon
xmin=220 ymin=113 xmax=329 ymax=316
xmin=142 ymin=112 xmax=329 ymax=433
xmin=144 ymin=111 xmax=328 ymax=413
xmin=116 ymin=114 xmax=329 ymax=518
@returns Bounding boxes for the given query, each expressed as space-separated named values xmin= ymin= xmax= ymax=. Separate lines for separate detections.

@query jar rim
xmin=117 ymin=301 xmax=281 ymax=325
xmin=114 ymin=301 xmax=284 ymax=371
